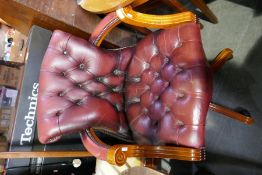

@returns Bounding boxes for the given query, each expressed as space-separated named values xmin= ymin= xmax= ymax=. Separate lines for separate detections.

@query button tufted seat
xmin=37 ymin=23 xmax=212 ymax=159
xmin=125 ymin=25 xmax=212 ymax=148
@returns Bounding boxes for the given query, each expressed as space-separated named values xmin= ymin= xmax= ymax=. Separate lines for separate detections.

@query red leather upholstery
xmin=37 ymin=31 xmax=132 ymax=144
xmin=37 ymin=23 xmax=212 ymax=150
xmin=126 ymin=24 xmax=212 ymax=148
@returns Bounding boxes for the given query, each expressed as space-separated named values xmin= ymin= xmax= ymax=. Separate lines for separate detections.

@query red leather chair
xmin=36 ymin=14 xmax=253 ymax=166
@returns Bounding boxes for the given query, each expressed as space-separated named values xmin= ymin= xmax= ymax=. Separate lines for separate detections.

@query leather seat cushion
xmin=125 ymin=23 xmax=212 ymax=148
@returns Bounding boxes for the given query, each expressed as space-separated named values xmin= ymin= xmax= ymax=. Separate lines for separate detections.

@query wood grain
xmin=209 ymin=103 xmax=254 ymax=125
xmin=211 ymin=48 xmax=233 ymax=73
xmin=0 ymin=0 xmax=137 ymax=48
xmin=116 ymin=7 xmax=196 ymax=28
xmin=0 ymin=151 xmax=92 ymax=159
xmin=78 ymin=0 xmax=135 ymax=14
xmin=189 ymin=0 xmax=218 ymax=23
xmin=107 ymin=144 xmax=205 ymax=166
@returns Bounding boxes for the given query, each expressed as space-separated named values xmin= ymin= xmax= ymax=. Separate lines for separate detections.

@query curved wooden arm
xmin=107 ymin=145 xmax=205 ymax=166
xmin=89 ymin=6 xmax=196 ymax=46
xmin=81 ymin=129 xmax=205 ymax=166
xmin=80 ymin=129 xmax=110 ymax=161
xmin=89 ymin=12 xmax=121 ymax=46
xmin=116 ymin=6 xmax=196 ymax=28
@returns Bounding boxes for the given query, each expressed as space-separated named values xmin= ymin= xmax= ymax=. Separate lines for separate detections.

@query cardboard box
xmin=0 ymin=107 xmax=15 ymax=133
xmin=0 ymin=87 xmax=18 ymax=107
xmin=9 ymin=30 xmax=28 ymax=63
xmin=0 ymin=65 xmax=20 ymax=88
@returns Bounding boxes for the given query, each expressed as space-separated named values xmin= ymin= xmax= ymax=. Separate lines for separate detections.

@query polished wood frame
xmin=116 ymin=7 xmax=196 ymax=28
xmin=89 ymin=10 xmax=196 ymax=46
xmin=210 ymin=48 xmax=233 ymax=73
xmin=189 ymin=0 xmax=218 ymax=23
xmin=0 ymin=15 xmax=253 ymax=167
xmin=79 ymin=0 xmax=197 ymax=29
xmin=209 ymin=102 xmax=254 ymax=125
xmin=78 ymin=0 xmax=217 ymax=24
xmin=106 ymin=144 xmax=205 ymax=166
xmin=209 ymin=48 xmax=254 ymax=124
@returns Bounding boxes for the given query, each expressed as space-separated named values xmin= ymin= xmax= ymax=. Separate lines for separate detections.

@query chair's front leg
xmin=189 ymin=0 xmax=218 ymax=23
xmin=209 ymin=48 xmax=254 ymax=125
xmin=161 ymin=0 xmax=188 ymax=12
xmin=161 ymin=0 xmax=205 ymax=29
xmin=144 ymin=158 xmax=160 ymax=170
xmin=209 ymin=103 xmax=254 ymax=125
xmin=210 ymin=48 xmax=233 ymax=73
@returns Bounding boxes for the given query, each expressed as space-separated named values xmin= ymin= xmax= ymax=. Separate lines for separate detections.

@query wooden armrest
xmin=81 ymin=129 xmax=205 ymax=166
xmin=116 ymin=6 xmax=196 ymax=28
xmin=107 ymin=144 xmax=205 ymax=166
xmin=90 ymin=10 xmax=197 ymax=46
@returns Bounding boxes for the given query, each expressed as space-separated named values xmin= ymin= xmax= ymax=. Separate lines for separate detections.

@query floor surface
xmin=170 ymin=0 xmax=262 ymax=175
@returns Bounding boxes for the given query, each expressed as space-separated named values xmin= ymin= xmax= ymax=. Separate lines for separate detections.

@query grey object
xmin=0 ymin=29 xmax=5 ymax=58
xmin=167 ymin=0 xmax=262 ymax=175
xmin=201 ymin=0 xmax=262 ymax=175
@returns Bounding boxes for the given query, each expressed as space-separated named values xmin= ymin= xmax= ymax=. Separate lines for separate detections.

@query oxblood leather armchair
xmin=36 ymin=17 xmax=253 ymax=165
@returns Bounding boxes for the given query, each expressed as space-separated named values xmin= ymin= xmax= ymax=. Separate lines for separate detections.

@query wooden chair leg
xmin=161 ymin=0 xmax=187 ymax=12
xmin=210 ymin=48 xmax=233 ymax=73
xmin=161 ymin=0 xmax=204 ymax=29
xmin=125 ymin=23 xmax=152 ymax=35
xmin=189 ymin=0 xmax=218 ymax=23
xmin=210 ymin=48 xmax=254 ymax=124
xmin=209 ymin=102 xmax=254 ymax=124
xmin=144 ymin=158 xmax=160 ymax=170
xmin=133 ymin=0 xmax=159 ymax=13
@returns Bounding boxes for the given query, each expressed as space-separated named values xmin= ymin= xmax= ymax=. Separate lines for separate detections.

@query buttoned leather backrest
xmin=37 ymin=23 xmax=212 ymax=149
xmin=37 ymin=31 xmax=132 ymax=144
